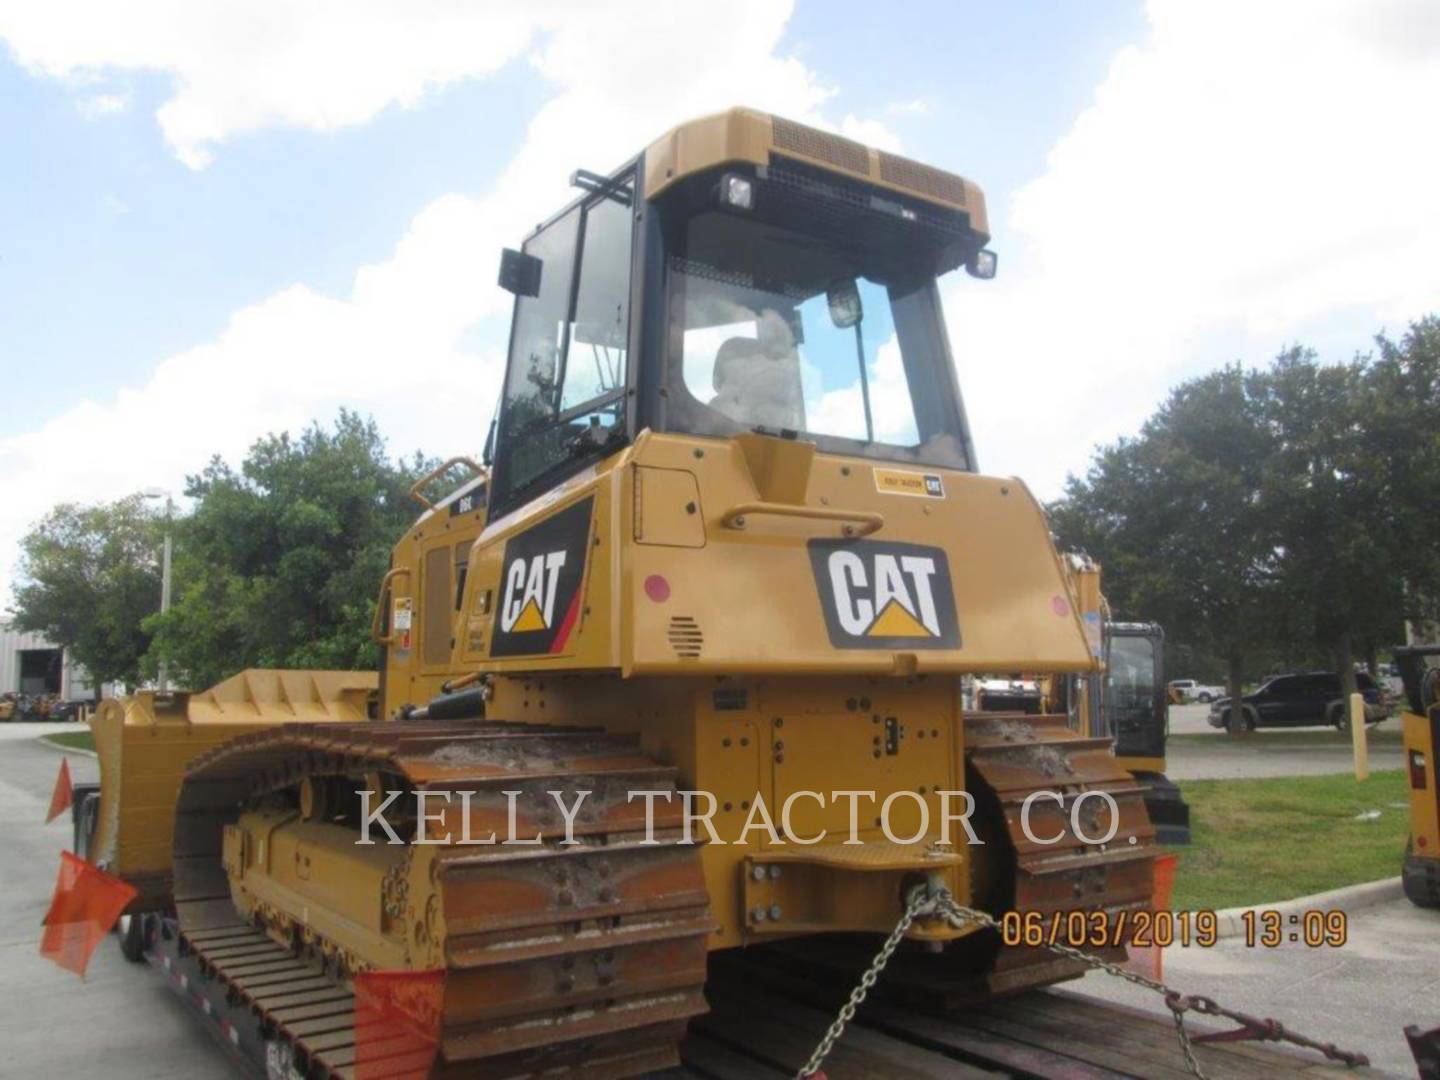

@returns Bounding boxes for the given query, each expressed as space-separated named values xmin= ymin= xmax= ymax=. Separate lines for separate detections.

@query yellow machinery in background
xmin=87 ymin=108 xmax=1158 ymax=1078
xmin=1059 ymin=556 xmax=1189 ymax=844
xmin=979 ymin=554 xmax=1190 ymax=843
xmin=1397 ymin=645 xmax=1440 ymax=907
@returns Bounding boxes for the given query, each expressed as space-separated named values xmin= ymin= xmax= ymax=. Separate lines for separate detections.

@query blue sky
xmin=1 ymin=1 xmax=1141 ymax=424
xmin=1 ymin=0 xmax=1437 ymax=603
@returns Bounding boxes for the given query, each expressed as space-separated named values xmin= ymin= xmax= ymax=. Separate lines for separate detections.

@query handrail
xmin=370 ymin=567 xmax=412 ymax=645
xmin=409 ymin=456 xmax=486 ymax=510
xmin=721 ymin=501 xmax=884 ymax=538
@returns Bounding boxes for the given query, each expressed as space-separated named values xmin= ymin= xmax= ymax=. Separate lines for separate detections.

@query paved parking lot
xmin=1165 ymin=704 xmax=1405 ymax=780
xmin=1080 ymin=896 xmax=1440 ymax=1078
xmin=0 ymin=723 xmax=232 ymax=1077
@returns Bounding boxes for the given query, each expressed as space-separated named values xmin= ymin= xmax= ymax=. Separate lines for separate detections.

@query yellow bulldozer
xmin=81 ymin=108 xmax=1160 ymax=1077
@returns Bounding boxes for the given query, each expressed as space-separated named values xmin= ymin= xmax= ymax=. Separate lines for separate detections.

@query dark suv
xmin=1207 ymin=671 xmax=1390 ymax=731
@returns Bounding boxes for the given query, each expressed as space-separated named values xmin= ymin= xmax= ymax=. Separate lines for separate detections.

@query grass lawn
xmin=41 ymin=730 xmax=95 ymax=753
xmin=1166 ymin=769 xmax=1408 ymax=910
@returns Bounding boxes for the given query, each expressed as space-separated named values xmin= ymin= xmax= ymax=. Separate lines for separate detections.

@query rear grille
xmin=668 ymin=616 xmax=704 ymax=659
xmin=772 ymin=116 xmax=870 ymax=175
xmin=879 ymin=151 xmax=968 ymax=207
xmin=766 ymin=159 xmax=972 ymax=242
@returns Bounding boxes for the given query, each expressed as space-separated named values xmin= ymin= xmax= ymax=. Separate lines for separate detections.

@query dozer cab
xmin=89 ymin=108 xmax=1158 ymax=1078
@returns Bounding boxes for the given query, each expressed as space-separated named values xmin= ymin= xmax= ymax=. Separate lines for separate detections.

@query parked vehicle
xmin=1208 ymin=671 xmax=1391 ymax=731
xmin=1168 ymin=678 xmax=1224 ymax=704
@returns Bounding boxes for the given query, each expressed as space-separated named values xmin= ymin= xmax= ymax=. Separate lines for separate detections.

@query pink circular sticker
xmin=644 ymin=574 xmax=671 ymax=602
xmin=1051 ymin=595 xmax=1070 ymax=617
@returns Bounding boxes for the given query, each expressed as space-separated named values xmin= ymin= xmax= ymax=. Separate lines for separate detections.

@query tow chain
xmin=795 ymin=882 xmax=1370 ymax=1080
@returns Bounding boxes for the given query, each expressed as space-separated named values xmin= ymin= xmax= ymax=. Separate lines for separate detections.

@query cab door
xmin=1106 ymin=625 xmax=1166 ymax=761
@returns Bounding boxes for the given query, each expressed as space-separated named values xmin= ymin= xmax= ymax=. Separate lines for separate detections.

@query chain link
xmin=794 ymin=886 xmax=933 ymax=1079
xmin=797 ymin=883 xmax=1367 ymax=1080
xmin=925 ymin=892 xmax=1207 ymax=1079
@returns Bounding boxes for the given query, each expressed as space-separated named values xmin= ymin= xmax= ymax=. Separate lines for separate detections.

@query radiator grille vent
xmin=772 ymin=116 xmax=869 ymax=175
xmin=879 ymin=151 xmax=968 ymax=207
xmin=668 ymin=616 xmax=704 ymax=659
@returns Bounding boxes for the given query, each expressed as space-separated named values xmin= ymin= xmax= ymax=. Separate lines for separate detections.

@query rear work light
xmin=1412 ymin=750 xmax=1429 ymax=790
xmin=719 ymin=173 xmax=753 ymax=210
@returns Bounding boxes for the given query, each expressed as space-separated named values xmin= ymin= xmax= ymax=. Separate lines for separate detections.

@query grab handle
xmin=721 ymin=501 xmax=884 ymax=538
xmin=370 ymin=567 xmax=412 ymax=645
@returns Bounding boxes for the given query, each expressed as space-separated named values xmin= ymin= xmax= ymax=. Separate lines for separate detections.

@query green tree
xmin=1050 ymin=364 xmax=1281 ymax=733
xmin=1367 ymin=318 xmax=1440 ymax=643
xmin=145 ymin=411 xmax=433 ymax=688
xmin=1258 ymin=349 xmax=1398 ymax=706
xmin=10 ymin=495 xmax=162 ymax=688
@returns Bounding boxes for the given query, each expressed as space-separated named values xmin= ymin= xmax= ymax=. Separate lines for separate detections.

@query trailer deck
xmin=139 ymin=912 xmax=1382 ymax=1080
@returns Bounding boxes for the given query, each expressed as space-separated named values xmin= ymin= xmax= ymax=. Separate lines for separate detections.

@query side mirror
xmin=498 ymin=248 xmax=542 ymax=297
xmin=482 ymin=417 xmax=497 ymax=467
xmin=966 ymin=249 xmax=998 ymax=280
xmin=826 ymin=278 xmax=863 ymax=329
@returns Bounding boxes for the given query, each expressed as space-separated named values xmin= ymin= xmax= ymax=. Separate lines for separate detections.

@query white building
xmin=0 ymin=621 xmax=96 ymax=699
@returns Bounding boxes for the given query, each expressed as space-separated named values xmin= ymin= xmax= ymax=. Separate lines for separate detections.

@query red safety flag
xmin=1123 ymin=852 xmax=1179 ymax=982
xmin=46 ymin=757 xmax=73 ymax=824
xmin=354 ymin=969 xmax=445 ymax=1079
xmin=40 ymin=850 xmax=137 ymax=977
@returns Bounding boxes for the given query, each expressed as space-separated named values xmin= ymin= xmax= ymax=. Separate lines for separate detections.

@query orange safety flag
xmin=354 ymin=969 xmax=445 ymax=1079
xmin=46 ymin=757 xmax=73 ymax=824
xmin=40 ymin=850 xmax=138 ymax=977
xmin=1123 ymin=852 xmax=1179 ymax=982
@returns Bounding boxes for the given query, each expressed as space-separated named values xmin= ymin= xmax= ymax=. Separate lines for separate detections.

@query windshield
xmin=661 ymin=211 xmax=970 ymax=469
xmin=1107 ymin=636 xmax=1157 ymax=719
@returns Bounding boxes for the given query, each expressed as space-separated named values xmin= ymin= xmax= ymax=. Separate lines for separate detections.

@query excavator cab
xmin=1106 ymin=621 xmax=1190 ymax=844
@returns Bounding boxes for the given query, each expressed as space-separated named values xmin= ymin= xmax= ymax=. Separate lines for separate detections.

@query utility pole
xmin=144 ymin=489 xmax=174 ymax=692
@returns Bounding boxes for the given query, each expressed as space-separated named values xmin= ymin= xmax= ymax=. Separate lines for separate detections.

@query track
xmin=961 ymin=711 xmax=1159 ymax=995
xmin=171 ymin=721 xmax=712 ymax=1077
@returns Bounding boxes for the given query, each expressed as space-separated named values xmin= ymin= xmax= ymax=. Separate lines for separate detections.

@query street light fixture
xmin=142 ymin=488 xmax=174 ymax=692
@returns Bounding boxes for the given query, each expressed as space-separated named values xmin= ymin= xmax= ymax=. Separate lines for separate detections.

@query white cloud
xmin=0 ymin=1 xmax=901 ymax=603
xmin=947 ymin=0 xmax=1440 ymax=496
xmin=1 ymin=1 xmax=549 ymax=167
xmin=839 ymin=113 xmax=902 ymax=152
xmin=77 ymin=92 xmax=126 ymax=118
xmin=886 ymin=98 xmax=930 ymax=116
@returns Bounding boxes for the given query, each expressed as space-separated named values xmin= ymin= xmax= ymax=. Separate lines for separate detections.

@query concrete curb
xmin=1211 ymin=876 xmax=1403 ymax=938
xmin=36 ymin=734 xmax=98 ymax=759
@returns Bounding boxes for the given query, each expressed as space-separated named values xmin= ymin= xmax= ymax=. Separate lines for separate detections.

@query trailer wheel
xmin=118 ymin=913 xmax=146 ymax=962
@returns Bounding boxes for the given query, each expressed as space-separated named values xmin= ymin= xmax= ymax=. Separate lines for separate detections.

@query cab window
xmin=492 ymin=176 xmax=635 ymax=512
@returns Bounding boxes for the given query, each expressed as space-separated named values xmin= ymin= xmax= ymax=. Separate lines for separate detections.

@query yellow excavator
xmin=1057 ymin=556 xmax=1189 ymax=844
xmin=82 ymin=108 xmax=1159 ymax=1077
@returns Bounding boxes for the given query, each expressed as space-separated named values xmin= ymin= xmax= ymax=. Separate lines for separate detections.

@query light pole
xmin=142 ymin=488 xmax=174 ymax=691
